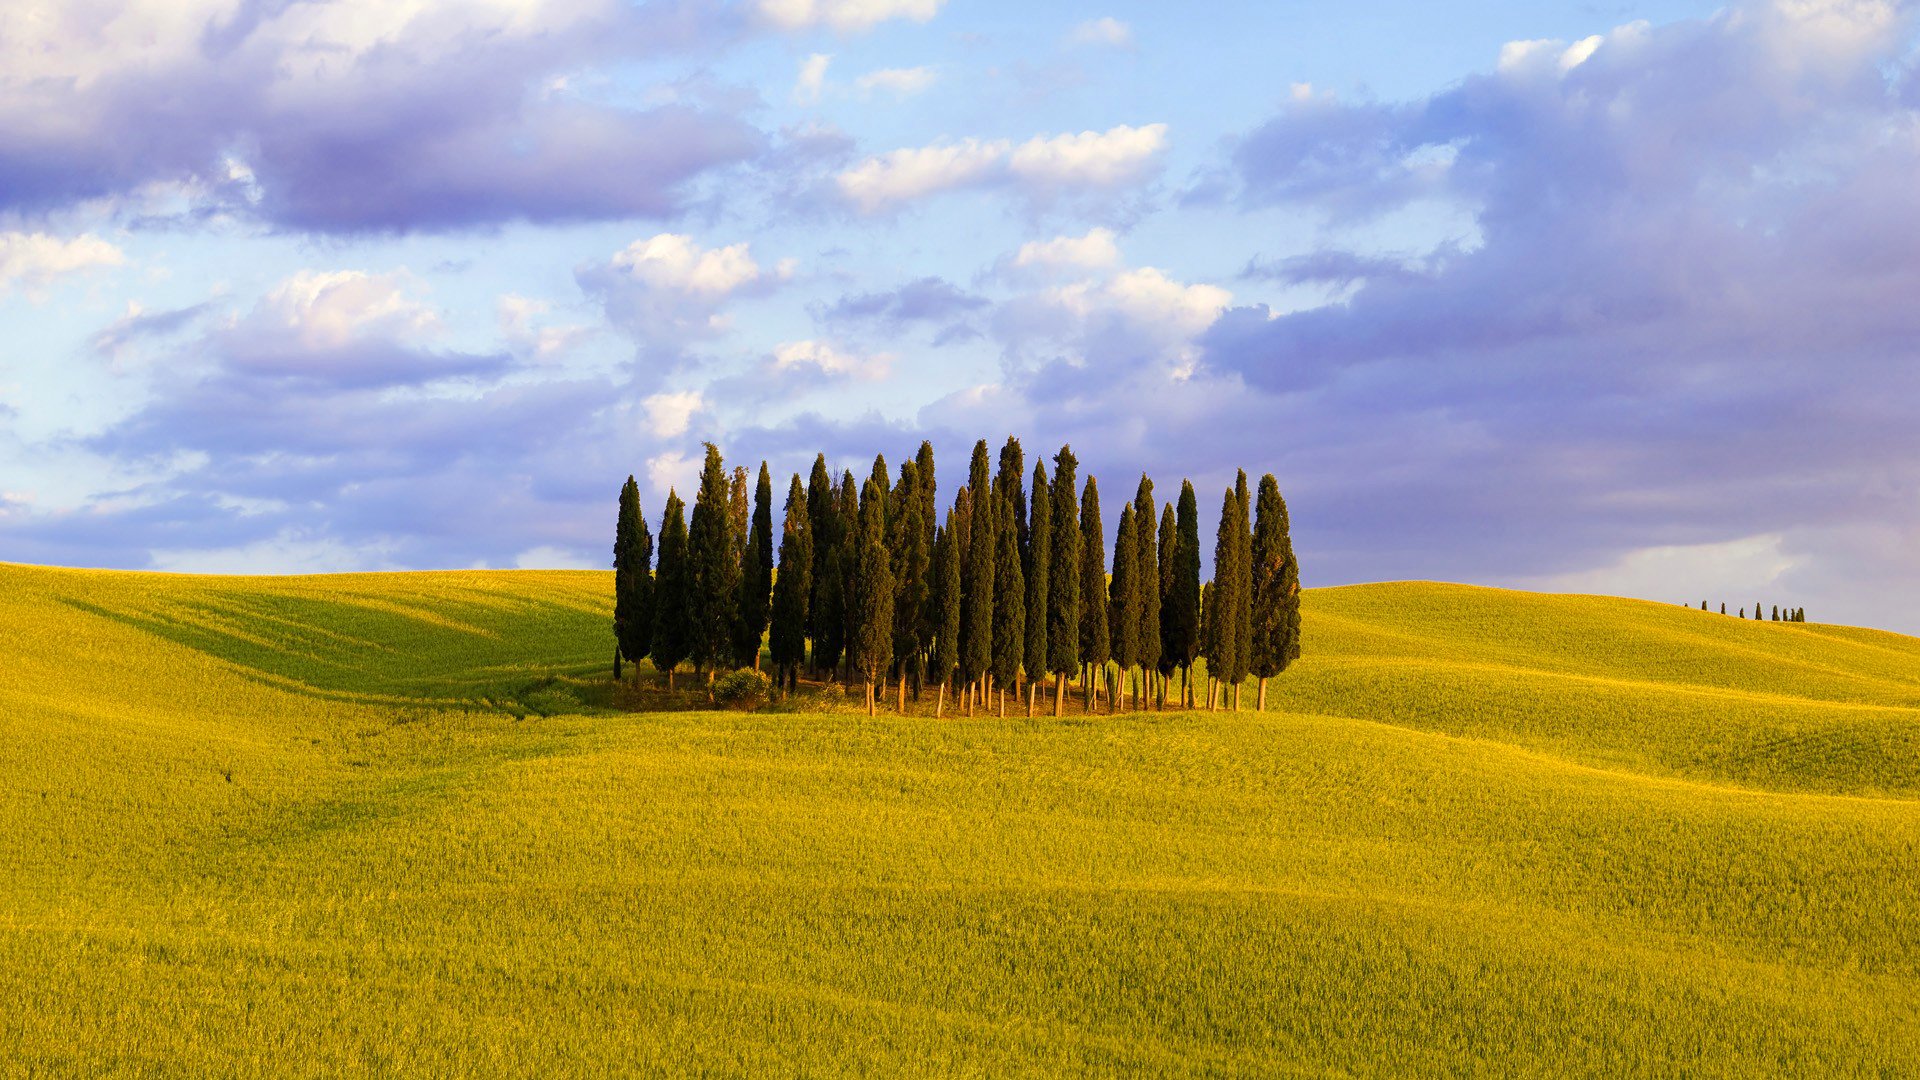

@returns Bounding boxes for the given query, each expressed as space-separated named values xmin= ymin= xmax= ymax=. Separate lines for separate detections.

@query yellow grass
xmin=2 ymin=563 xmax=1916 ymax=1076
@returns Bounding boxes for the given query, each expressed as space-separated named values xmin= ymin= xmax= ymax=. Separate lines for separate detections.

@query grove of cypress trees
xmin=1080 ymin=476 xmax=1110 ymax=712
xmin=963 ymin=441 xmax=996 ymax=709
xmin=848 ymin=478 xmax=895 ymax=715
xmin=890 ymin=460 xmax=930 ymax=710
xmin=1169 ymin=481 xmax=1203 ymax=707
xmin=1133 ymin=477 xmax=1161 ymax=710
xmin=613 ymin=476 xmax=653 ymax=680
xmin=806 ymin=454 xmax=837 ymax=673
xmin=1048 ymin=446 xmax=1082 ymax=715
xmin=1109 ymin=502 xmax=1139 ymax=711
xmin=991 ymin=489 xmax=1025 ymax=717
xmin=1249 ymin=473 xmax=1301 ymax=710
xmin=652 ymin=490 xmax=691 ymax=689
xmin=687 ymin=444 xmax=743 ymax=691
xmin=733 ymin=462 xmax=774 ymax=670
xmin=1157 ymin=501 xmax=1179 ymax=705
xmin=769 ymin=475 xmax=811 ymax=693
xmin=1025 ymin=461 xmax=1051 ymax=717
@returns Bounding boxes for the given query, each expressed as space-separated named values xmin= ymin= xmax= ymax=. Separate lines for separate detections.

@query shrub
xmin=714 ymin=668 xmax=773 ymax=711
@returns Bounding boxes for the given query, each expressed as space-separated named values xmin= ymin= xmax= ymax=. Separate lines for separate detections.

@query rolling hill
xmin=2 ymin=562 xmax=1916 ymax=1076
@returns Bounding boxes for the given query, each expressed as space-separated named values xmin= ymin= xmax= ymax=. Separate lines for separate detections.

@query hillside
xmin=2 ymin=562 xmax=1917 ymax=1076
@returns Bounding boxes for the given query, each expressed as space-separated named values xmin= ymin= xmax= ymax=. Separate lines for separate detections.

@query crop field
xmin=2 ymin=562 xmax=1918 ymax=1077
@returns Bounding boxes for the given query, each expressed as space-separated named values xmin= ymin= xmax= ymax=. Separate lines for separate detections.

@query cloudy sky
xmin=2 ymin=0 xmax=1917 ymax=631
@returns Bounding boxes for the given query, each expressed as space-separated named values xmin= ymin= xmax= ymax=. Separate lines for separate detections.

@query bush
xmin=714 ymin=668 xmax=773 ymax=710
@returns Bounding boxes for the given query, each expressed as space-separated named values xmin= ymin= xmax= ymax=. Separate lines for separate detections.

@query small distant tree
xmin=847 ymin=478 xmax=895 ymax=716
xmin=1721 ymin=603 xmax=1726 ymax=614
xmin=733 ymin=463 xmax=774 ymax=669
xmin=1771 ymin=605 xmax=1779 ymax=621
xmin=1024 ymin=462 xmax=1051 ymax=717
xmin=651 ymin=490 xmax=691 ymax=689
xmin=1754 ymin=602 xmax=1762 ymax=620
xmin=929 ymin=516 xmax=961 ymax=716
xmin=613 ymin=476 xmax=653 ymax=681
xmin=1109 ymin=503 xmax=1139 ymax=711
xmin=991 ymin=489 xmax=1025 ymax=716
xmin=769 ymin=475 xmax=812 ymax=693
xmin=1740 ymin=608 xmax=1746 ymax=618
xmin=1048 ymin=447 xmax=1083 ymax=715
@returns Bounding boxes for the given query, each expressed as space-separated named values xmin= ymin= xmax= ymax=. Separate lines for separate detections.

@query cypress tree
xmin=733 ymin=462 xmax=775 ymax=669
xmin=868 ymin=454 xmax=890 ymax=533
xmin=914 ymin=440 xmax=939 ymax=683
xmin=769 ymin=475 xmax=812 ymax=692
xmin=1048 ymin=446 xmax=1082 ymax=715
xmin=1229 ymin=471 xmax=1253 ymax=710
xmin=1133 ymin=477 xmax=1161 ymax=709
xmin=1721 ymin=603 xmax=1726 ymax=614
xmin=1201 ymin=579 xmax=1218 ymax=709
xmin=916 ymin=440 xmax=939 ymax=529
xmin=890 ymin=460 xmax=930 ymax=709
xmin=930 ymin=498 xmax=963 ymax=716
xmin=1157 ymin=501 xmax=1180 ymax=704
xmin=1109 ymin=503 xmax=1139 ymax=711
xmin=1168 ymin=481 xmax=1203 ymax=707
xmin=991 ymin=487 xmax=1025 ymax=716
xmin=998 ymin=437 xmax=1027 ymax=564
xmin=728 ymin=465 xmax=750 ymax=563
xmin=1249 ymin=473 xmax=1301 ymax=710
xmin=1771 ymin=605 xmax=1779 ymax=621
xmin=1025 ymin=462 xmax=1051 ymax=716
xmin=613 ymin=476 xmax=653 ymax=680
xmin=688 ymin=444 xmax=742 ymax=690
xmin=848 ymin=478 xmax=895 ymax=715
xmin=962 ymin=441 xmax=996 ymax=706
xmin=830 ymin=471 xmax=860 ymax=678
xmin=651 ymin=490 xmax=691 ymax=689
xmin=1080 ymin=476 xmax=1110 ymax=711
xmin=806 ymin=455 xmax=836 ymax=667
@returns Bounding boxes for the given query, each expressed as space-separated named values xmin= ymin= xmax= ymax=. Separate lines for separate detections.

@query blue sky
xmin=3 ymin=0 xmax=1918 ymax=632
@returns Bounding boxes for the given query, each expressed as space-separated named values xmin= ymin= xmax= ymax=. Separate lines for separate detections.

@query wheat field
xmin=2 ymin=562 xmax=1916 ymax=1077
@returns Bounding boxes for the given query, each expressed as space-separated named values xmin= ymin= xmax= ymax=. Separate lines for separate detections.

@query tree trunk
xmin=936 ymin=680 xmax=947 ymax=719
xmin=1027 ymin=682 xmax=1036 ymax=718
xmin=614 ymin=646 xmax=622 ymax=681
xmin=666 ymin=667 xmax=675 ymax=691
xmin=1233 ymin=681 xmax=1241 ymax=712
xmin=967 ymin=682 xmax=975 ymax=717
xmin=999 ymin=688 xmax=1006 ymax=718
xmin=867 ymin=682 xmax=876 ymax=717
xmin=898 ymin=673 xmax=906 ymax=713
xmin=1054 ymin=673 xmax=1064 ymax=717
xmin=1258 ymin=677 xmax=1268 ymax=712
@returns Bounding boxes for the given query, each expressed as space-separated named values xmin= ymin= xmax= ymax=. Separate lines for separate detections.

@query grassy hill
xmin=2 ymin=562 xmax=1916 ymax=1076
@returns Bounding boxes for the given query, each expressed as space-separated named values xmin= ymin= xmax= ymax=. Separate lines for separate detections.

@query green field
xmin=2 ymin=561 xmax=1917 ymax=1077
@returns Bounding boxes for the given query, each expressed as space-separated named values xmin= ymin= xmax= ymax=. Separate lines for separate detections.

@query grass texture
xmin=2 ymin=562 xmax=1917 ymax=1077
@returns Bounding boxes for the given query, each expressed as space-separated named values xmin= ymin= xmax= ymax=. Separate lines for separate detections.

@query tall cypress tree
xmin=806 ymin=454 xmax=837 ymax=671
xmin=848 ymin=478 xmax=895 ymax=715
xmin=688 ymin=444 xmax=742 ymax=688
xmin=1207 ymin=486 xmax=1241 ymax=711
xmin=1024 ymin=462 xmax=1051 ymax=716
xmin=929 ymin=516 xmax=961 ymax=715
xmin=1168 ymin=481 xmax=1203 ymax=707
xmin=1048 ymin=446 xmax=1082 ymax=714
xmin=1230 ymin=471 xmax=1253 ymax=710
xmin=991 ymin=487 xmax=1026 ymax=716
xmin=1157 ymin=501 xmax=1180 ymax=703
xmin=998 ymin=437 xmax=1027 ymax=564
xmin=769 ymin=475 xmax=812 ymax=692
xmin=868 ymin=454 xmax=890 ymax=533
xmin=827 ymin=471 xmax=860 ymax=678
xmin=613 ymin=476 xmax=653 ymax=680
xmin=1108 ymin=502 xmax=1139 ymax=710
xmin=890 ymin=460 xmax=930 ymax=708
xmin=962 ymin=441 xmax=996 ymax=704
xmin=1249 ymin=473 xmax=1300 ymax=710
xmin=651 ymin=490 xmax=691 ymax=689
xmin=914 ymin=440 xmax=939 ymax=682
xmin=733 ymin=462 xmax=775 ymax=669
xmin=728 ymin=465 xmax=751 ymax=563
xmin=1133 ymin=477 xmax=1161 ymax=709
xmin=1080 ymin=476 xmax=1110 ymax=711
xmin=1200 ymin=578 xmax=1219 ymax=709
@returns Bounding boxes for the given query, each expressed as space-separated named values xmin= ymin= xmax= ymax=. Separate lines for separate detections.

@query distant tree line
xmin=612 ymin=439 xmax=1303 ymax=716
xmin=1692 ymin=600 xmax=1806 ymax=623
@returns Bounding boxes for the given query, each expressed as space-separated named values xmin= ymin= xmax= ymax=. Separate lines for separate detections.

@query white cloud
xmin=1520 ymin=533 xmax=1804 ymax=606
xmin=1067 ymin=17 xmax=1133 ymax=49
xmin=772 ymin=339 xmax=894 ymax=379
xmin=1012 ymin=227 xmax=1121 ymax=271
xmin=855 ymin=65 xmax=937 ymax=98
xmin=837 ymin=138 xmax=1010 ymax=212
xmin=608 ymin=234 xmax=764 ymax=296
xmin=513 ymin=544 xmax=600 ymax=570
xmin=496 ymin=293 xmax=589 ymax=361
xmin=642 ymin=390 xmax=706 ymax=438
xmin=582 ymin=234 xmax=786 ymax=349
xmin=1008 ymin=123 xmax=1169 ymax=187
xmin=647 ymin=449 xmax=698 ymax=495
xmin=995 ymin=263 xmax=1232 ymax=379
xmin=792 ymin=52 xmax=832 ymax=104
xmin=246 ymin=270 xmax=438 ymax=351
xmin=757 ymin=0 xmax=944 ymax=33
xmin=0 ymin=232 xmax=125 ymax=294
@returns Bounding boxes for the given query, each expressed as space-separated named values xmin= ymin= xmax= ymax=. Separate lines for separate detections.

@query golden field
xmin=2 ymin=562 xmax=1916 ymax=1077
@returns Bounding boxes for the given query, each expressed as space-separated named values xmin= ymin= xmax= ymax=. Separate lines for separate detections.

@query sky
xmin=2 ymin=0 xmax=1918 ymax=632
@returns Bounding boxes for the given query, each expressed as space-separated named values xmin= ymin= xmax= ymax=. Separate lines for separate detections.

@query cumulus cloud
xmin=757 ymin=0 xmax=945 ymax=33
xmin=792 ymin=53 xmax=833 ymax=104
xmin=642 ymin=390 xmax=707 ymax=438
xmin=855 ymin=66 xmax=938 ymax=99
xmin=837 ymin=123 xmax=1168 ymax=212
xmin=0 ymin=0 xmax=760 ymax=230
xmin=772 ymin=339 xmax=895 ymax=380
xmin=578 ymin=233 xmax=787 ymax=349
xmin=0 ymin=232 xmax=124 ymax=294
xmin=1011 ymin=227 xmax=1122 ymax=272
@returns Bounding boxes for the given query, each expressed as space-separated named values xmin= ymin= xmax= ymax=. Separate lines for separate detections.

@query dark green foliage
xmin=823 ymin=472 xmax=860 ymax=673
xmin=1133 ymin=477 xmax=1161 ymax=678
xmin=1109 ymin=503 xmax=1139 ymax=675
xmin=1250 ymin=473 xmax=1301 ymax=679
xmin=991 ymin=487 xmax=1025 ymax=692
xmin=733 ymin=462 xmax=774 ymax=668
xmin=915 ymin=440 xmax=938 ymax=528
xmin=806 ymin=455 xmax=839 ymax=668
xmin=868 ymin=454 xmax=890 ymax=533
xmin=890 ymin=460 xmax=931 ymax=689
xmin=1025 ymin=462 xmax=1050 ymax=685
xmin=1080 ymin=476 xmax=1110 ymax=669
xmin=998 ymin=437 xmax=1027 ymax=558
xmin=1157 ymin=501 xmax=1180 ymax=678
xmin=930 ymin=498 xmax=963 ymax=689
xmin=848 ymin=478 xmax=895 ymax=694
xmin=1048 ymin=446 xmax=1082 ymax=678
xmin=687 ymin=444 xmax=743 ymax=676
xmin=769 ymin=476 xmax=811 ymax=683
xmin=1230 ymin=471 xmax=1253 ymax=688
xmin=1200 ymin=580 xmax=1216 ymax=691
xmin=651 ymin=490 xmax=692 ymax=680
xmin=613 ymin=476 xmax=653 ymax=671
xmin=962 ymin=441 xmax=995 ymax=686
xmin=1167 ymin=481 xmax=1203 ymax=675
